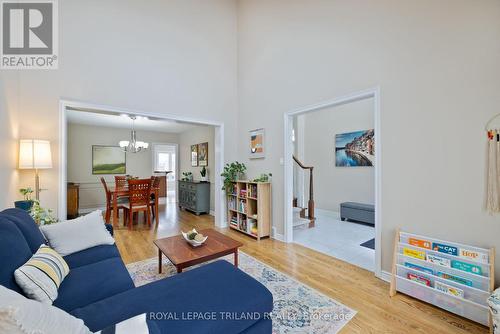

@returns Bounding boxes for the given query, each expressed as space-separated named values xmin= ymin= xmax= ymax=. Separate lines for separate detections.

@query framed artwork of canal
xmin=335 ymin=129 xmax=374 ymax=167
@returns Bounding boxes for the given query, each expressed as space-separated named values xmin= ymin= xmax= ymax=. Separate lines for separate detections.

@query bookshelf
xmin=226 ymin=181 xmax=271 ymax=240
xmin=390 ymin=229 xmax=495 ymax=329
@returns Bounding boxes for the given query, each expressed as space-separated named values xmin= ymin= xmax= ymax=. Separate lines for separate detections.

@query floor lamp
xmin=18 ymin=140 xmax=53 ymax=200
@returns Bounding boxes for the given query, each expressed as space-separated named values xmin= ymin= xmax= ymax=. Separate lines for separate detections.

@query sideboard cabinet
xmin=178 ymin=180 xmax=210 ymax=215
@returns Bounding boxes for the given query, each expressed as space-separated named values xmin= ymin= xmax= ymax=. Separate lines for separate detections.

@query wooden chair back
xmin=151 ymin=176 xmax=161 ymax=190
xmin=100 ymin=177 xmax=111 ymax=201
xmin=128 ymin=178 xmax=151 ymax=207
xmin=115 ymin=176 xmax=127 ymax=190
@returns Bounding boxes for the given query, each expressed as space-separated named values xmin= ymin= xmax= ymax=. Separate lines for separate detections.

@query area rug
xmin=360 ymin=238 xmax=375 ymax=250
xmin=127 ymin=252 xmax=356 ymax=333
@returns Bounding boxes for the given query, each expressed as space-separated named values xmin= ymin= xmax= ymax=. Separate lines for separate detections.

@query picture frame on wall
xmin=191 ymin=144 xmax=198 ymax=167
xmin=249 ymin=128 xmax=265 ymax=159
xmin=198 ymin=142 xmax=208 ymax=167
xmin=335 ymin=129 xmax=374 ymax=167
xmin=92 ymin=145 xmax=126 ymax=175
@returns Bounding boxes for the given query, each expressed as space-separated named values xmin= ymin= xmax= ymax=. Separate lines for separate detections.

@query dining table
xmin=108 ymin=184 xmax=160 ymax=227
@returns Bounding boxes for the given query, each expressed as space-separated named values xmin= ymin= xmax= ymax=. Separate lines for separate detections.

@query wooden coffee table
xmin=154 ymin=229 xmax=243 ymax=274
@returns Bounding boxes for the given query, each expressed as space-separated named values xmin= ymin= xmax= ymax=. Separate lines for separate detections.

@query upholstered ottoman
xmin=340 ymin=202 xmax=374 ymax=225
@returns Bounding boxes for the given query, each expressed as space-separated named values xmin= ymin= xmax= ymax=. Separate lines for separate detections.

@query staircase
xmin=292 ymin=155 xmax=315 ymax=228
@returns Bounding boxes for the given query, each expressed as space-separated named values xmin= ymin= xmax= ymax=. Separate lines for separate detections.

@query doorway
xmin=58 ymin=99 xmax=226 ymax=228
xmin=283 ymin=88 xmax=382 ymax=278
xmin=152 ymin=143 xmax=178 ymax=204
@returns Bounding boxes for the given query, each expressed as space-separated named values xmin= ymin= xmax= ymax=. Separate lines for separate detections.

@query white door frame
xmin=59 ymin=99 xmax=226 ymax=228
xmin=151 ymin=142 xmax=179 ymax=203
xmin=283 ymin=87 xmax=382 ymax=278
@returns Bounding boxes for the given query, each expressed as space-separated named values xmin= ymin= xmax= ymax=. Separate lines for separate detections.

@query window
xmin=153 ymin=144 xmax=176 ymax=181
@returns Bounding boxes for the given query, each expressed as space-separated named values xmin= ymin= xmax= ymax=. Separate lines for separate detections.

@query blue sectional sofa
xmin=0 ymin=209 xmax=273 ymax=333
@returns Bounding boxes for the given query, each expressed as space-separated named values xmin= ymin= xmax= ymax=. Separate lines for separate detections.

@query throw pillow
xmin=0 ymin=285 xmax=91 ymax=334
xmin=14 ymin=245 xmax=69 ymax=304
xmin=40 ymin=210 xmax=115 ymax=256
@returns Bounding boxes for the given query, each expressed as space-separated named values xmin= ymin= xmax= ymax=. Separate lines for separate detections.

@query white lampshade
xmin=19 ymin=139 xmax=53 ymax=169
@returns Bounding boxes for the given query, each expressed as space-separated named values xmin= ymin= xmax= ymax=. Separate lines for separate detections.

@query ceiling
xmin=66 ymin=109 xmax=205 ymax=134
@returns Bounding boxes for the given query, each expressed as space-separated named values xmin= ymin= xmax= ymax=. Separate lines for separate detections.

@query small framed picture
xmin=198 ymin=142 xmax=208 ymax=167
xmin=191 ymin=144 xmax=198 ymax=167
xmin=249 ymin=128 xmax=265 ymax=159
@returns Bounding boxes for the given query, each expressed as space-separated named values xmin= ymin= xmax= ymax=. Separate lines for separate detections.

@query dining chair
xmin=122 ymin=178 xmax=152 ymax=230
xmin=114 ymin=176 xmax=127 ymax=190
xmin=150 ymin=176 xmax=161 ymax=224
xmin=100 ymin=177 xmax=128 ymax=224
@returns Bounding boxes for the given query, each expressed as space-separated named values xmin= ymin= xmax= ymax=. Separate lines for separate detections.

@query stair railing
xmin=292 ymin=155 xmax=315 ymax=220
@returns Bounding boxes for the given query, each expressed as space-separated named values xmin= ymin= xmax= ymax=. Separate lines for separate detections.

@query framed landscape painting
xmin=335 ymin=129 xmax=374 ymax=167
xmin=191 ymin=144 xmax=198 ymax=167
xmin=249 ymin=128 xmax=265 ymax=159
xmin=92 ymin=146 xmax=126 ymax=174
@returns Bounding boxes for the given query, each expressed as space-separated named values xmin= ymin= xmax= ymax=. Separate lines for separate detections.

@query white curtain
xmin=487 ymin=130 xmax=500 ymax=213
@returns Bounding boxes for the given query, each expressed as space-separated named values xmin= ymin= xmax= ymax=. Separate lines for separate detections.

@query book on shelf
xmin=239 ymin=199 xmax=247 ymax=213
xmin=249 ymin=184 xmax=258 ymax=198
xmin=239 ymin=216 xmax=247 ymax=231
xmin=239 ymin=189 xmax=247 ymax=197
xmin=248 ymin=218 xmax=258 ymax=236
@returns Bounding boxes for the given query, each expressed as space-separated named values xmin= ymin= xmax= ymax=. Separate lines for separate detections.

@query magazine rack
xmin=389 ymin=229 xmax=495 ymax=330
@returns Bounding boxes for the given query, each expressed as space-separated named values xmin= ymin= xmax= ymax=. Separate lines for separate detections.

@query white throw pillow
xmin=40 ymin=210 xmax=114 ymax=256
xmin=0 ymin=285 xmax=91 ymax=334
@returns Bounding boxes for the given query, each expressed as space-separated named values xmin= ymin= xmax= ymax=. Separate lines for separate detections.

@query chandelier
xmin=119 ymin=116 xmax=149 ymax=153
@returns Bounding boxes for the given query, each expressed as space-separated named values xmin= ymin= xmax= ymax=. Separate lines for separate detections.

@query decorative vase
xmin=14 ymin=200 xmax=34 ymax=212
xmin=200 ymin=175 xmax=208 ymax=182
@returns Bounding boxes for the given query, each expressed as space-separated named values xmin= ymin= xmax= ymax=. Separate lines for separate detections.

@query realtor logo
xmin=1 ymin=0 xmax=58 ymax=69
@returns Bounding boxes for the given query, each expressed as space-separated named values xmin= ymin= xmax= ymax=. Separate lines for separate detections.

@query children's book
xmin=409 ymin=238 xmax=431 ymax=249
xmin=407 ymin=273 xmax=431 ymax=286
xmin=451 ymin=260 xmax=482 ymax=275
xmin=435 ymin=281 xmax=464 ymax=298
xmin=404 ymin=262 xmax=434 ymax=275
xmin=426 ymin=254 xmax=451 ymax=268
xmin=403 ymin=247 xmax=426 ymax=260
xmin=437 ymin=272 xmax=473 ymax=287
xmin=459 ymin=249 xmax=489 ymax=264
xmin=432 ymin=242 xmax=458 ymax=256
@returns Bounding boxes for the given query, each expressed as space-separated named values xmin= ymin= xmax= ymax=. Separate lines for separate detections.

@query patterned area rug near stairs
xmin=126 ymin=252 xmax=356 ymax=334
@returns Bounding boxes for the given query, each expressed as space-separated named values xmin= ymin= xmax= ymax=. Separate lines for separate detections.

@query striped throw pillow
xmin=14 ymin=245 xmax=70 ymax=304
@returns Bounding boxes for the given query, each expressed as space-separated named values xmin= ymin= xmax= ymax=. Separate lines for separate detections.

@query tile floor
xmin=293 ymin=210 xmax=375 ymax=271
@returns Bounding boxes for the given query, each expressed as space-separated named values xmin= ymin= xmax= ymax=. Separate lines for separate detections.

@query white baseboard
xmin=209 ymin=210 xmax=215 ymax=216
xmin=378 ymin=270 xmax=392 ymax=283
xmin=315 ymin=208 xmax=340 ymax=219
xmin=272 ymin=232 xmax=285 ymax=242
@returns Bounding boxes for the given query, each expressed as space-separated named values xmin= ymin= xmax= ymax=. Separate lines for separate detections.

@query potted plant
xmin=221 ymin=161 xmax=247 ymax=190
xmin=181 ymin=172 xmax=193 ymax=181
xmin=30 ymin=200 xmax=57 ymax=225
xmin=253 ymin=173 xmax=272 ymax=183
xmin=200 ymin=166 xmax=208 ymax=182
xmin=15 ymin=187 xmax=34 ymax=211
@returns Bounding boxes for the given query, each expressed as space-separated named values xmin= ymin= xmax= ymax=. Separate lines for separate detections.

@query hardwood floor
xmin=113 ymin=203 xmax=489 ymax=334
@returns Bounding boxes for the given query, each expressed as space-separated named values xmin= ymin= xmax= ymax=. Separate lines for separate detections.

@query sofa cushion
xmin=54 ymin=257 xmax=134 ymax=312
xmin=63 ymin=244 xmax=121 ymax=269
xmin=0 ymin=285 xmax=91 ymax=334
xmin=0 ymin=208 xmax=45 ymax=253
xmin=14 ymin=245 xmax=70 ymax=304
xmin=0 ymin=217 xmax=33 ymax=294
xmin=40 ymin=210 xmax=115 ymax=256
xmin=71 ymin=260 xmax=273 ymax=333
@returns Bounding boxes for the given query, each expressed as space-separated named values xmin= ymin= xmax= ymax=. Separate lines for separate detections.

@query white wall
xmin=13 ymin=0 xmax=238 ymax=214
xmin=237 ymin=0 xmax=500 ymax=280
xmin=0 ymin=73 xmax=20 ymax=208
xmin=299 ymin=98 xmax=374 ymax=212
xmin=178 ymin=126 xmax=216 ymax=211
xmin=67 ymin=123 xmax=178 ymax=209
